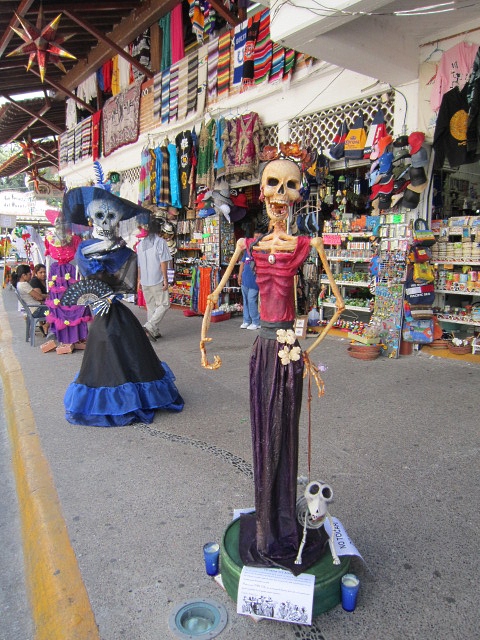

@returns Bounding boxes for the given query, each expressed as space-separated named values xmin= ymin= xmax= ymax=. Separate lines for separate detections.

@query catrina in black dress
xmin=62 ymin=187 xmax=184 ymax=427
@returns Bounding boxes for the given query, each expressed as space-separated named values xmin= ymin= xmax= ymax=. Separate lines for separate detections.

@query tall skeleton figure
xmin=201 ymin=159 xmax=345 ymax=566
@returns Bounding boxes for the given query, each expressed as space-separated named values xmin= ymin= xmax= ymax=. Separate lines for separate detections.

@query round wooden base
xmin=220 ymin=517 xmax=351 ymax=617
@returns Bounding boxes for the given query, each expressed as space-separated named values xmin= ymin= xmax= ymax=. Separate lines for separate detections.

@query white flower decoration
xmin=278 ymin=344 xmax=302 ymax=365
xmin=278 ymin=347 xmax=292 ymax=365
xmin=289 ymin=346 xmax=301 ymax=361
xmin=276 ymin=329 xmax=296 ymax=345
xmin=285 ymin=330 xmax=296 ymax=345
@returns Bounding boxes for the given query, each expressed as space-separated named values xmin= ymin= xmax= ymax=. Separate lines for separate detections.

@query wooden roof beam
xmin=28 ymin=67 xmax=95 ymax=113
xmin=0 ymin=0 xmax=36 ymax=58
xmin=59 ymin=0 xmax=179 ymax=93
xmin=0 ymin=94 xmax=63 ymax=135
xmin=209 ymin=0 xmax=241 ymax=27
xmin=63 ymin=9 xmax=154 ymax=80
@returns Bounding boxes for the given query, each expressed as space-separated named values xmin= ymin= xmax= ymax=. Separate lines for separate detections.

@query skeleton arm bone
xmin=200 ymin=239 xmax=246 ymax=369
xmin=305 ymin=237 xmax=345 ymax=357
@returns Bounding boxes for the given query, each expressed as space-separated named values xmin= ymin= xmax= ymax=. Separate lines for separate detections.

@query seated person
xmin=15 ymin=264 xmax=49 ymax=333
xmin=30 ymin=263 xmax=47 ymax=295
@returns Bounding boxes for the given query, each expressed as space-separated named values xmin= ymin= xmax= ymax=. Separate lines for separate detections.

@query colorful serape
xmin=74 ymin=123 xmax=82 ymax=162
xmin=270 ymin=43 xmax=285 ymax=83
xmin=161 ymin=68 xmax=171 ymax=124
xmin=169 ymin=62 xmax=179 ymax=123
xmin=207 ymin=36 xmax=219 ymax=104
xmin=232 ymin=20 xmax=248 ymax=87
xmin=66 ymin=128 xmax=75 ymax=164
xmin=187 ymin=52 xmax=199 ymax=115
xmin=196 ymin=44 xmax=209 ymax=116
xmin=217 ymin=31 xmax=231 ymax=98
xmin=153 ymin=71 xmax=162 ymax=121
xmin=91 ymin=110 xmax=102 ymax=161
xmin=58 ymin=132 xmax=68 ymax=168
xmin=177 ymin=57 xmax=189 ymax=121
xmin=254 ymin=9 xmax=272 ymax=85
xmin=188 ymin=0 xmax=204 ymax=42
xmin=80 ymin=116 xmax=92 ymax=159
xmin=283 ymin=48 xmax=296 ymax=80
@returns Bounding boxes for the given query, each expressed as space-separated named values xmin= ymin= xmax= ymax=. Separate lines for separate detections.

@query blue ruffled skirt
xmin=64 ymin=300 xmax=184 ymax=427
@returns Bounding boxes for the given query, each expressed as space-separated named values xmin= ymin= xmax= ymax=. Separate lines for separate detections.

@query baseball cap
xmin=409 ymin=166 xmax=427 ymax=186
xmin=393 ymin=135 xmax=409 ymax=148
xmin=408 ymin=131 xmax=425 ymax=155
xmin=410 ymin=147 xmax=428 ymax=168
xmin=401 ymin=188 xmax=420 ymax=209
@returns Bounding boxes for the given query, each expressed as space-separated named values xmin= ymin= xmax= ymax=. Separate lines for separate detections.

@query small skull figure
xmin=261 ymin=159 xmax=301 ymax=226
xmin=87 ymin=198 xmax=122 ymax=240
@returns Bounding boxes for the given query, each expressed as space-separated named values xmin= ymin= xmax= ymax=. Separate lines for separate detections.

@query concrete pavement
xmin=1 ymin=285 xmax=478 ymax=640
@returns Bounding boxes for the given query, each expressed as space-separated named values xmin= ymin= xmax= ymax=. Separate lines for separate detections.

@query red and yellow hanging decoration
xmin=7 ymin=9 xmax=76 ymax=82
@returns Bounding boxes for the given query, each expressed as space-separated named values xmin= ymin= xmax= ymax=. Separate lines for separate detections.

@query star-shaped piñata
xmin=7 ymin=11 xmax=76 ymax=82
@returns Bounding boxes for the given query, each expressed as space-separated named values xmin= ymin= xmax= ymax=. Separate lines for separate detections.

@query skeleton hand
xmin=302 ymin=351 xmax=325 ymax=397
xmin=200 ymin=299 xmax=222 ymax=369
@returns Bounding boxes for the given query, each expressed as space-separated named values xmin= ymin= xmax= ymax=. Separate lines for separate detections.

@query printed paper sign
xmin=237 ymin=566 xmax=315 ymax=625
xmin=324 ymin=517 xmax=363 ymax=560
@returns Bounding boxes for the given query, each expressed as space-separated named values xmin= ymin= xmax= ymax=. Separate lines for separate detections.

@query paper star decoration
xmin=7 ymin=10 xmax=76 ymax=82
xmin=19 ymin=138 xmax=40 ymax=164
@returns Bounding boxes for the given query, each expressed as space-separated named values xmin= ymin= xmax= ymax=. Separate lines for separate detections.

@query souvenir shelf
xmin=171 ymin=219 xmax=203 ymax=308
xmin=431 ymin=217 xmax=480 ymax=332
xmin=321 ymin=231 xmax=374 ymax=317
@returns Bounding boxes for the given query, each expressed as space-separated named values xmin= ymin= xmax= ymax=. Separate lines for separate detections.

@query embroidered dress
xmin=196 ymin=118 xmax=216 ymax=189
xmin=226 ymin=112 xmax=264 ymax=182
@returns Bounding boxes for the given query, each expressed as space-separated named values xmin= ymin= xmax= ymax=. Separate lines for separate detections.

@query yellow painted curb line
xmin=0 ymin=297 xmax=99 ymax=640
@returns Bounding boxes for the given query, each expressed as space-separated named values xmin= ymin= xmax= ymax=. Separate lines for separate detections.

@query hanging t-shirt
xmin=168 ymin=142 xmax=182 ymax=208
xmin=430 ymin=41 xmax=478 ymax=112
xmin=176 ymin=131 xmax=193 ymax=208
xmin=433 ymin=83 xmax=476 ymax=168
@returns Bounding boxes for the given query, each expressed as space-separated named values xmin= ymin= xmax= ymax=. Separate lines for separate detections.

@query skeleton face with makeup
xmin=87 ymin=198 xmax=122 ymax=240
xmin=261 ymin=159 xmax=301 ymax=226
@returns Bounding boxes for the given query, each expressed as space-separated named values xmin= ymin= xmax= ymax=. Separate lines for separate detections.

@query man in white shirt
xmin=137 ymin=218 xmax=172 ymax=341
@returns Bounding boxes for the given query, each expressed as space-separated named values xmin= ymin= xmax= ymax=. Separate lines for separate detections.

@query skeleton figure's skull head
xmin=261 ymin=159 xmax=301 ymax=223
xmin=87 ymin=199 xmax=122 ymax=238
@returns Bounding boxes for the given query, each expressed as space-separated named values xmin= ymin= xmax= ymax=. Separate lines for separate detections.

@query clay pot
xmin=348 ymin=343 xmax=381 ymax=355
xmin=447 ymin=342 xmax=471 ymax=355
xmin=347 ymin=345 xmax=380 ymax=360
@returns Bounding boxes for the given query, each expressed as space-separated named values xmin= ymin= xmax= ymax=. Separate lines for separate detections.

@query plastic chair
xmin=14 ymin=288 xmax=47 ymax=347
